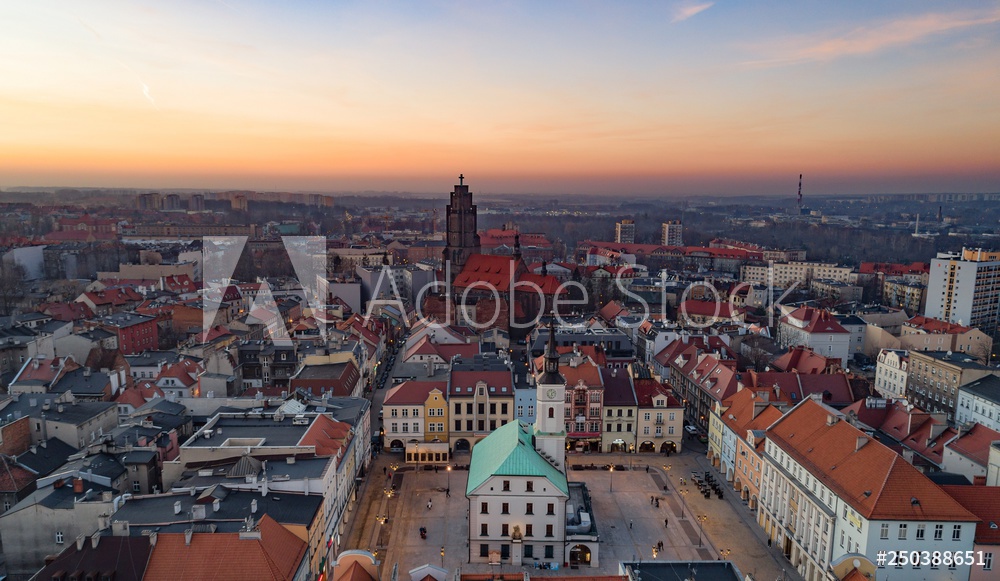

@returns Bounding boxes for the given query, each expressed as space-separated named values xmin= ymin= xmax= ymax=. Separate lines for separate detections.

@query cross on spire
xmin=459 ymin=174 xmax=464 ymax=185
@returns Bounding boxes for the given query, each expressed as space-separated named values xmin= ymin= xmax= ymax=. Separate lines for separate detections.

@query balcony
xmin=655 ymin=418 xmax=664 ymax=425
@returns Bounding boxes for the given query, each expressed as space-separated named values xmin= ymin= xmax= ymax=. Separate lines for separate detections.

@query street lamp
xmin=446 ymin=464 xmax=452 ymax=491
xmin=678 ymin=489 xmax=687 ymax=518
xmin=697 ymin=514 xmax=708 ymax=547
xmin=610 ymin=465 xmax=614 ymax=492
xmin=719 ymin=548 xmax=731 ymax=561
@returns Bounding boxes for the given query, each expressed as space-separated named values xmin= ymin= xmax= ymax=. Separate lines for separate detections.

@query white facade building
xmin=956 ymin=375 xmax=1000 ymax=432
xmin=873 ymin=349 xmax=908 ymax=399
xmin=759 ymin=397 xmax=978 ymax=581
xmin=925 ymin=248 xmax=1000 ymax=334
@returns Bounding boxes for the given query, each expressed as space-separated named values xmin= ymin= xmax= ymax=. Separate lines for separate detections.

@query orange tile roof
xmin=782 ymin=307 xmax=848 ymax=334
xmin=384 ymin=381 xmax=448 ymax=406
xmin=946 ymin=423 xmax=1000 ymax=467
xmin=453 ymin=254 xmax=520 ymax=291
xmin=772 ymin=347 xmax=840 ymax=374
xmin=767 ymin=398 xmax=977 ymax=522
xmin=335 ymin=561 xmax=378 ymax=581
xmin=940 ymin=485 xmax=1000 ymax=545
xmin=300 ymin=415 xmax=353 ymax=459
xmin=143 ymin=514 xmax=306 ymax=581
xmin=904 ymin=315 xmax=972 ymax=334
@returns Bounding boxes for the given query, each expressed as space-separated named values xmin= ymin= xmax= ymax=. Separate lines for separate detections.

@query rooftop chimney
xmin=149 ymin=532 xmax=157 ymax=547
xmin=184 ymin=529 xmax=193 ymax=546
xmin=90 ymin=532 xmax=101 ymax=550
xmin=213 ymin=498 xmax=221 ymax=512
xmin=251 ymin=499 xmax=258 ymax=513
xmin=73 ymin=477 xmax=84 ymax=494
xmin=76 ymin=534 xmax=86 ymax=552
xmin=173 ymin=500 xmax=182 ymax=515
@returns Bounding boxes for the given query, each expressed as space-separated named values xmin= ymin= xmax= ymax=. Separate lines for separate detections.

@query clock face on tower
xmin=546 ymin=388 xmax=557 ymax=399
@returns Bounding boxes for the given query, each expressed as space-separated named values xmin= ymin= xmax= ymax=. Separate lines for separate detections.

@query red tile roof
xmin=143 ymin=514 xmax=306 ymax=581
xmin=453 ymin=254 xmax=520 ymax=291
xmin=384 ymin=381 xmax=448 ymax=406
xmin=946 ymin=423 xmax=1000 ymax=467
xmin=299 ymin=414 xmax=353 ymax=459
xmin=940 ymin=485 xmax=1000 ymax=545
xmin=449 ymin=370 xmax=514 ymax=396
xmin=0 ymin=456 xmax=36 ymax=492
xmin=904 ymin=315 xmax=972 ymax=335
xmin=679 ymin=300 xmax=741 ymax=319
xmin=767 ymin=399 xmax=977 ymax=522
xmin=782 ymin=307 xmax=848 ymax=334
xmin=772 ymin=347 xmax=840 ymax=374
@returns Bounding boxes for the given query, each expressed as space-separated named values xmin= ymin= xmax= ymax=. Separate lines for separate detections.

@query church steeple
xmin=539 ymin=317 xmax=563 ymax=384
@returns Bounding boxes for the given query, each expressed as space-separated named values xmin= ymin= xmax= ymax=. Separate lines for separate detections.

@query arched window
xmin=548 ymin=407 xmax=554 ymax=418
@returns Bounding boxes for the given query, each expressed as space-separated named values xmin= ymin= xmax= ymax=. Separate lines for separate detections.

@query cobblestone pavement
xmin=342 ymin=447 xmax=804 ymax=580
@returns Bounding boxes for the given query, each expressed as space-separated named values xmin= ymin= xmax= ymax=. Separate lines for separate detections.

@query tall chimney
xmin=73 ymin=478 xmax=84 ymax=494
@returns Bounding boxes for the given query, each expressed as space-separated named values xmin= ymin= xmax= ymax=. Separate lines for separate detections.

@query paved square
xmin=344 ymin=451 xmax=802 ymax=579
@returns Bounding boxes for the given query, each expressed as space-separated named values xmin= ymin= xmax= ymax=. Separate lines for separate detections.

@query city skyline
xmin=3 ymin=1 xmax=1000 ymax=195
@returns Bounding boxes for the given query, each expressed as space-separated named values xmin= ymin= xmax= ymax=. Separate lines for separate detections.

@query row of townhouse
xmin=758 ymin=397 xmax=982 ymax=581
xmin=382 ymin=352 xmax=684 ymax=457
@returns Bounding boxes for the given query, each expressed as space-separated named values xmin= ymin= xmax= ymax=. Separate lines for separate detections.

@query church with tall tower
xmin=442 ymin=174 xmax=481 ymax=273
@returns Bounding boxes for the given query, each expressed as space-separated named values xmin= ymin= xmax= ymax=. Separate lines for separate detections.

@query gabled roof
xmin=904 ymin=315 xmax=972 ymax=335
xmin=947 ymin=423 xmax=1000 ymax=467
xmin=467 ymin=420 xmax=568 ymax=496
xmin=384 ymin=381 xmax=448 ymax=406
xmin=0 ymin=455 xmax=36 ymax=492
xmin=941 ymin=485 xmax=1000 ymax=545
xmin=32 ymin=536 xmax=152 ymax=581
xmin=452 ymin=254 xmax=520 ymax=291
xmin=767 ymin=398 xmax=977 ymax=522
xmin=299 ymin=414 xmax=353 ymax=459
xmin=600 ymin=368 xmax=635 ymax=406
xmin=633 ymin=378 xmax=679 ymax=408
xmin=772 ymin=346 xmax=840 ymax=374
xmin=781 ymin=307 xmax=848 ymax=334
xmin=678 ymin=300 xmax=741 ymax=319
xmin=143 ymin=514 xmax=307 ymax=581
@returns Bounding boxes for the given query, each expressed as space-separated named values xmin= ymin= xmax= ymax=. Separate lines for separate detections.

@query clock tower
xmin=534 ymin=318 xmax=566 ymax=472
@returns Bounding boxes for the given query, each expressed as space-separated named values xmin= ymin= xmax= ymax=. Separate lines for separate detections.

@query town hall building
xmin=465 ymin=321 xmax=600 ymax=567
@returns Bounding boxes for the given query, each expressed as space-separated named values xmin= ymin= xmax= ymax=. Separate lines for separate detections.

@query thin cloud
xmin=746 ymin=8 xmax=1000 ymax=67
xmin=672 ymin=2 xmax=714 ymax=24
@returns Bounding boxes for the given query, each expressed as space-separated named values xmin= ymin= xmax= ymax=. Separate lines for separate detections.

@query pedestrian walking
xmin=655 ymin=498 xmax=660 ymax=508
xmin=427 ymin=499 xmax=433 ymax=510
xmin=629 ymin=520 xmax=633 ymax=530
xmin=645 ymin=465 xmax=649 ymax=473
xmin=383 ymin=466 xmax=386 ymax=475
xmin=664 ymin=518 xmax=669 ymax=528
xmin=650 ymin=495 xmax=654 ymax=505
xmin=446 ymin=488 xmax=451 ymax=497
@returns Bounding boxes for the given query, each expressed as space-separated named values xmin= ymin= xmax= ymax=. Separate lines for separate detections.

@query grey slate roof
xmin=111 ymin=488 xmax=322 ymax=527
xmin=960 ymin=374 xmax=1000 ymax=405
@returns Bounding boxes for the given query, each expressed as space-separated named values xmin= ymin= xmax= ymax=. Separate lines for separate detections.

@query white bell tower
xmin=534 ymin=318 xmax=566 ymax=472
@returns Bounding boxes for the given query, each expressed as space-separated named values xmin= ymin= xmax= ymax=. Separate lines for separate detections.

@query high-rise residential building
xmin=925 ymin=247 xmax=1000 ymax=333
xmin=661 ymin=220 xmax=683 ymax=246
xmin=443 ymin=174 xmax=481 ymax=274
xmin=614 ymin=219 xmax=635 ymax=244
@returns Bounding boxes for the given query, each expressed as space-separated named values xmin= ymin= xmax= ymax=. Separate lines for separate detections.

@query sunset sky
xmin=2 ymin=1 xmax=1000 ymax=195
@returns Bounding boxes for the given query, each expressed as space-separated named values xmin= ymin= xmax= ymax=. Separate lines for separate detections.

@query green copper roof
xmin=466 ymin=421 xmax=568 ymax=496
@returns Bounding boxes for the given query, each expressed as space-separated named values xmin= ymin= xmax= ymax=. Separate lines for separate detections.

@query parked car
xmin=684 ymin=425 xmax=699 ymax=435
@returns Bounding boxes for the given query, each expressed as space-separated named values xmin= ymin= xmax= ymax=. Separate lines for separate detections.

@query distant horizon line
xmin=3 ymin=185 xmax=997 ymax=201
